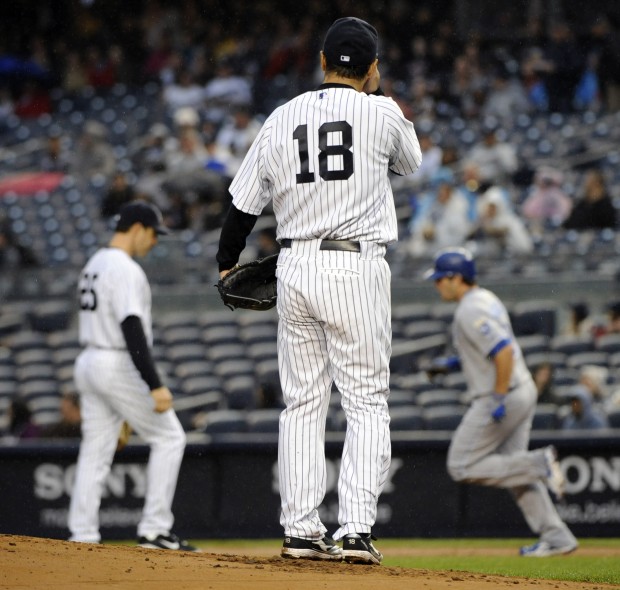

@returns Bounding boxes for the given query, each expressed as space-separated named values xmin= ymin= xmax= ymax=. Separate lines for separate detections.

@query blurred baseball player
xmin=68 ymin=200 xmax=197 ymax=552
xmin=216 ymin=17 xmax=421 ymax=564
xmin=424 ymin=248 xmax=578 ymax=557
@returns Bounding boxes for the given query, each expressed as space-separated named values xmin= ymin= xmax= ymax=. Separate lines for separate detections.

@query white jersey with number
xmin=229 ymin=85 xmax=421 ymax=243
xmin=77 ymin=247 xmax=153 ymax=349
xmin=69 ymin=246 xmax=186 ymax=544
xmin=228 ymin=84 xmax=421 ymax=541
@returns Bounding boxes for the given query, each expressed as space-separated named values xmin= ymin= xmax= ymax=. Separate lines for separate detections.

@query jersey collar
xmin=317 ymin=82 xmax=357 ymax=91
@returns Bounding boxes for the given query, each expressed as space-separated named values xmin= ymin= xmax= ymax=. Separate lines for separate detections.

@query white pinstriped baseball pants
xmin=68 ymin=349 xmax=186 ymax=542
xmin=276 ymin=239 xmax=392 ymax=540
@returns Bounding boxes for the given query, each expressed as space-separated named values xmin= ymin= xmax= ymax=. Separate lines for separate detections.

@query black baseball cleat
xmin=342 ymin=533 xmax=383 ymax=565
xmin=281 ymin=535 xmax=343 ymax=560
xmin=138 ymin=533 xmax=200 ymax=552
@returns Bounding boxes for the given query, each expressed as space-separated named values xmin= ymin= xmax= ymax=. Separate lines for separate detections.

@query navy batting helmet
xmin=423 ymin=247 xmax=476 ymax=282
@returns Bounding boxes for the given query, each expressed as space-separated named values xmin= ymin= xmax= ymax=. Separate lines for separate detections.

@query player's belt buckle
xmin=280 ymin=239 xmax=361 ymax=252
xmin=319 ymin=240 xmax=360 ymax=252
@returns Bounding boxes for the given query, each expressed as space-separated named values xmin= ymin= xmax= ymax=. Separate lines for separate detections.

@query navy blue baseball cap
xmin=115 ymin=200 xmax=170 ymax=235
xmin=424 ymin=247 xmax=476 ymax=282
xmin=323 ymin=17 xmax=378 ymax=67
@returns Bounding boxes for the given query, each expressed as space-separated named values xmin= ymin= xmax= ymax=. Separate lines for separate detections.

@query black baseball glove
xmin=216 ymin=253 xmax=278 ymax=311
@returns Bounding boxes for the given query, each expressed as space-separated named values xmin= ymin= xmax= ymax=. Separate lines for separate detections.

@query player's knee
xmin=447 ymin=461 xmax=466 ymax=482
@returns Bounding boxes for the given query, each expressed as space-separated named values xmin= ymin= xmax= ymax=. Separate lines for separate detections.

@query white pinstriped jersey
xmin=452 ymin=287 xmax=531 ymax=400
xmin=77 ymin=248 xmax=153 ymax=349
xmin=228 ymin=85 xmax=422 ymax=243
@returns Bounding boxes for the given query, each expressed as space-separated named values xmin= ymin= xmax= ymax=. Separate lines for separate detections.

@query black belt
xmin=280 ymin=239 xmax=361 ymax=252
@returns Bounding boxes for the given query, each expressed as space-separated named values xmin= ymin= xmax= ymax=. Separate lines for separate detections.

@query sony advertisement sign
xmin=0 ymin=439 xmax=618 ymax=539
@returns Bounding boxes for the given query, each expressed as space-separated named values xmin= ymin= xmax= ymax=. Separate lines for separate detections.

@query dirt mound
xmin=0 ymin=534 xmax=606 ymax=590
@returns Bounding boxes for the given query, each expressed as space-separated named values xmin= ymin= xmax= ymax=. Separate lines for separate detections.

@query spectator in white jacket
xmin=471 ymin=186 xmax=534 ymax=255
xmin=407 ymin=172 xmax=471 ymax=258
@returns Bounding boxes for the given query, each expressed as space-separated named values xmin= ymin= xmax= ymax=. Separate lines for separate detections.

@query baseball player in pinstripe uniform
xmin=424 ymin=248 xmax=578 ymax=557
xmin=68 ymin=200 xmax=197 ymax=552
xmin=216 ymin=17 xmax=421 ymax=564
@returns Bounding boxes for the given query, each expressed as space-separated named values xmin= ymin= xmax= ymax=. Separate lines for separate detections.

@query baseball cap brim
xmin=153 ymin=224 xmax=170 ymax=235
xmin=424 ymin=268 xmax=452 ymax=281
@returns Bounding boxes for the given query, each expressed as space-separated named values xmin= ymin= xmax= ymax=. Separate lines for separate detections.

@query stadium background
xmin=1 ymin=0 xmax=620 ymax=544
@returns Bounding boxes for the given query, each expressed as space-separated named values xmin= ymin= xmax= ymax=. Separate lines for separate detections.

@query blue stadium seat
xmin=423 ymin=406 xmax=466 ymax=431
xmin=390 ymin=406 xmax=426 ymax=431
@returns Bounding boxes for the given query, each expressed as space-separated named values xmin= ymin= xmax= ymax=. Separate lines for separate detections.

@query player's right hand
xmin=491 ymin=393 xmax=506 ymax=422
xmin=151 ymin=386 xmax=173 ymax=413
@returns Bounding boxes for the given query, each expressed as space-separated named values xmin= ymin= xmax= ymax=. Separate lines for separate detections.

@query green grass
xmin=379 ymin=538 xmax=620 ymax=585
xmin=111 ymin=538 xmax=620 ymax=586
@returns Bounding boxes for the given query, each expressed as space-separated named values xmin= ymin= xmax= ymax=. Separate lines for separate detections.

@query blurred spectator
xmin=0 ymin=86 xmax=15 ymax=122
xmin=563 ymin=302 xmax=594 ymax=337
xmin=163 ymin=191 xmax=190 ymax=230
xmin=13 ymin=80 xmax=52 ymax=119
xmin=214 ymin=104 xmax=263 ymax=177
xmin=532 ymin=361 xmax=558 ymax=404
xmin=257 ymin=382 xmax=283 ymax=409
xmin=39 ymin=391 xmax=81 ymax=438
xmin=560 ymin=386 xmax=609 ymax=430
xmin=61 ymin=50 xmax=89 ymax=95
xmin=562 ymin=169 xmax=616 ymax=231
xmin=455 ymin=160 xmax=492 ymax=223
xmin=84 ymin=44 xmax=117 ymax=90
xmin=588 ymin=14 xmax=620 ymax=112
xmin=0 ymin=214 xmax=38 ymax=269
xmin=520 ymin=47 xmax=552 ymax=111
xmin=203 ymin=57 xmax=252 ymax=125
xmin=5 ymin=398 xmax=41 ymax=440
xmin=70 ymin=120 xmax=117 ymax=181
xmin=39 ymin=129 xmax=72 ymax=173
xmin=578 ymin=364 xmax=610 ymax=408
xmin=481 ymin=70 xmax=531 ymax=119
xmin=465 ymin=125 xmax=518 ymax=186
xmin=446 ymin=51 xmax=486 ymax=119
xmin=162 ymin=67 xmax=205 ymax=115
xmin=410 ymin=133 xmax=443 ymax=188
xmin=256 ymin=227 xmax=280 ymax=258
xmin=521 ymin=166 xmax=572 ymax=235
xmin=100 ymin=172 xmax=136 ymax=219
xmin=163 ymin=127 xmax=228 ymax=230
xmin=470 ymin=186 xmax=534 ymax=255
xmin=541 ymin=21 xmax=586 ymax=113
xmin=407 ymin=171 xmax=471 ymax=258
xmin=608 ymin=302 xmax=620 ymax=334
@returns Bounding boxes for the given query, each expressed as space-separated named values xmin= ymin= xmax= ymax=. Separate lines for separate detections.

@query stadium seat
xmin=607 ymin=409 xmax=620 ymax=429
xmin=388 ymin=389 xmax=417 ymax=407
xmin=223 ymin=374 xmax=257 ymax=409
xmin=441 ymin=372 xmax=468 ymax=391
xmin=595 ymin=333 xmax=620 ymax=354
xmin=246 ymin=408 xmax=281 ymax=433
xmin=202 ymin=325 xmax=242 ymax=346
xmin=403 ymin=320 xmax=447 ymax=339
xmin=565 ymin=352 xmax=609 ymax=370
xmin=181 ymin=375 xmax=224 ymax=397
xmin=28 ymin=301 xmax=74 ymax=333
xmin=392 ymin=303 xmax=432 ymax=323
xmin=517 ymin=334 xmax=551 ymax=356
xmin=239 ymin=324 xmax=277 ymax=345
xmin=390 ymin=406 xmax=426 ymax=431
xmin=416 ymin=389 xmax=464 ymax=409
xmin=510 ymin=300 xmax=558 ymax=337
xmin=550 ymin=334 xmax=594 ymax=355
xmin=532 ymin=403 xmax=560 ymax=430
xmin=207 ymin=343 xmax=247 ymax=363
xmin=422 ymin=406 xmax=466 ymax=430
xmin=167 ymin=343 xmax=208 ymax=364
xmin=202 ymin=410 xmax=248 ymax=435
